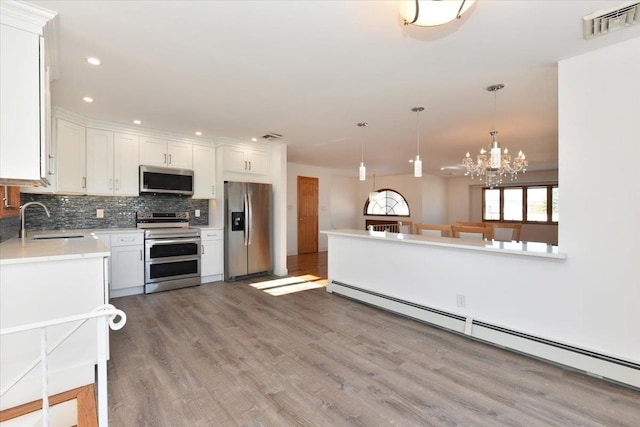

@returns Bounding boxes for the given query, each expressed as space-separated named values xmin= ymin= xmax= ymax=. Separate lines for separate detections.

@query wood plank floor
xmin=108 ymin=251 xmax=639 ymax=426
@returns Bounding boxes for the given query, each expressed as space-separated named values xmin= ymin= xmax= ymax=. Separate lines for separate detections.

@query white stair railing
xmin=1 ymin=304 xmax=127 ymax=426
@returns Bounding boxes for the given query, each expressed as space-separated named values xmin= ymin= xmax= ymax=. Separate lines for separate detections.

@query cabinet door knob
xmin=82 ymin=177 xmax=86 ymax=188
xmin=201 ymin=244 xmax=205 ymax=254
xmin=109 ymin=178 xmax=113 ymax=190
xmin=164 ymin=153 xmax=167 ymax=164
xmin=139 ymin=249 xmax=143 ymax=261
xmin=168 ymin=154 xmax=172 ymax=164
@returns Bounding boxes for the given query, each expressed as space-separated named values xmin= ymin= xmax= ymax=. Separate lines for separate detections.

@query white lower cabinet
xmin=201 ymin=228 xmax=224 ymax=283
xmin=109 ymin=232 xmax=144 ymax=298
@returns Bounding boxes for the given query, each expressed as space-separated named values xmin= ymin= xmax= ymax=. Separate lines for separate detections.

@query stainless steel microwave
xmin=139 ymin=165 xmax=194 ymax=196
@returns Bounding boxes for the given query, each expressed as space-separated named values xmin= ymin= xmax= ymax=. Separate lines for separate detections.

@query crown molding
xmin=52 ymin=107 xmax=216 ymax=146
xmin=0 ymin=0 xmax=57 ymax=35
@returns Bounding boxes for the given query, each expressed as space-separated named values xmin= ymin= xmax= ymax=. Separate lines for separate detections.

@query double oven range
xmin=136 ymin=211 xmax=201 ymax=294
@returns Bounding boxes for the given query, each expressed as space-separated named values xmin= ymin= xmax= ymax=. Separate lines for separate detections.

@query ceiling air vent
xmin=261 ymin=132 xmax=283 ymax=141
xmin=583 ymin=1 xmax=640 ymax=39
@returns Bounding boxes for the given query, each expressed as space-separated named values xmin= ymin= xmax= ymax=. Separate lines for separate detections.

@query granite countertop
xmin=0 ymin=233 xmax=110 ymax=265
xmin=322 ymin=229 xmax=567 ymax=260
xmin=0 ymin=225 xmax=225 ymax=265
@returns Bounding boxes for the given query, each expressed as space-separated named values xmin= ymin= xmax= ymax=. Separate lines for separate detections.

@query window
xmin=364 ymin=189 xmax=410 ymax=216
xmin=482 ymin=184 xmax=558 ymax=223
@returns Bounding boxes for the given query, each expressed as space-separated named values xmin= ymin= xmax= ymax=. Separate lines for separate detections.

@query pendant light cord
xmin=493 ymin=88 xmax=497 ymax=132
xmin=411 ymin=107 xmax=424 ymax=157
xmin=357 ymin=122 xmax=367 ymax=163
xmin=416 ymin=109 xmax=420 ymax=154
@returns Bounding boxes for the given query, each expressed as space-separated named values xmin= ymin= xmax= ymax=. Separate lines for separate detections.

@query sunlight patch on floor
xmin=250 ymin=276 xmax=306 ymax=290
xmin=263 ymin=281 xmax=324 ymax=296
xmin=250 ymin=274 xmax=325 ymax=295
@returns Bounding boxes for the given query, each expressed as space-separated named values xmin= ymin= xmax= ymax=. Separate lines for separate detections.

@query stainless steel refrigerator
xmin=224 ymin=182 xmax=272 ymax=280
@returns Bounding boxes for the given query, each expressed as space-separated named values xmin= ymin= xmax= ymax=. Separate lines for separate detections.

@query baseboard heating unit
xmin=327 ymin=280 xmax=640 ymax=389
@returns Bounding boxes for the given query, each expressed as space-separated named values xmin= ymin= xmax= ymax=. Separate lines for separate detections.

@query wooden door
xmin=0 ymin=186 xmax=20 ymax=218
xmin=297 ymin=176 xmax=318 ymax=254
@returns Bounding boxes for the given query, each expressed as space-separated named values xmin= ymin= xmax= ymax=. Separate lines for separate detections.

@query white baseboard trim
xmin=327 ymin=280 xmax=640 ymax=389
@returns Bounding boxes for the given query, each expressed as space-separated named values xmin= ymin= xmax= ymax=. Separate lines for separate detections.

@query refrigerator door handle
xmin=244 ymin=192 xmax=249 ymax=246
xmin=247 ymin=192 xmax=253 ymax=245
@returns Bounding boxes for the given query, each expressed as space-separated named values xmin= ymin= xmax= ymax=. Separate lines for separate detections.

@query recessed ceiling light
xmin=133 ymin=120 xmax=141 ymax=125
xmin=409 ymin=159 xmax=414 ymax=163
xmin=82 ymin=96 xmax=94 ymax=103
xmin=251 ymin=137 xmax=257 ymax=142
xmin=440 ymin=167 xmax=445 ymax=171
xmin=195 ymin=131 xmax=202 ymax=136
xmin=85 ymin=57 xmax=101 ymax=66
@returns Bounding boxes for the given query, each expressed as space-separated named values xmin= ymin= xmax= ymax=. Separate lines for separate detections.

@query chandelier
xmin=463 ymin=84 xmax=527 ymax=188
xmin=400 ymin=0 xmax=476 ymax=27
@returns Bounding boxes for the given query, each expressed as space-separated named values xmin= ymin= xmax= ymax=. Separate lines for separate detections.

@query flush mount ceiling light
xmin=411 ymin=107 xmax=424 ymax=177
xmin=462 ymin=84 xmax=527 ymax=188
xmin=82 ymin=96 xmax=93 ymax=103
xmin=85 ymin=56 xmax=101 ymax=66
xmin=400 ymin=0 xmax=476 ymax=27
xmin=357 ymin=122 xmax=368 ymax=181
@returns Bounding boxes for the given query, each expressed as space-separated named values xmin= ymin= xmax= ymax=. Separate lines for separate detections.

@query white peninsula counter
xmin=322 ymin=229 xmax=639 ymax=388
xmin=0 ymin=234 xmax=110 ymax=409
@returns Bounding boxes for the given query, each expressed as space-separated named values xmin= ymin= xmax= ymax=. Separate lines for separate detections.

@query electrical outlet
xmin=96 ymin=209 xmax=104 ymax=218
xmin=456 ymin=293 xmax=466 ymax=308
xmin=195 ymin=209 xmax=200 ymax=217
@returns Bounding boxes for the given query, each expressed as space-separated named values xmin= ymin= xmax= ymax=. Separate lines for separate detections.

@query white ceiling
xmin=32 ymin=0 xmax=640 ymax=177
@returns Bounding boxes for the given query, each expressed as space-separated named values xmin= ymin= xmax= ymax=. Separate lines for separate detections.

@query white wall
xmin=555 ymin=36 xmax=640 ymax=360
xmin=287 ymin=163 xmax=358 ymax=255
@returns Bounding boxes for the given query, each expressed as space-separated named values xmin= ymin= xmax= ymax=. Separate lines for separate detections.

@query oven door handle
xmin=146 ymin=238 xmax=202 ymax=246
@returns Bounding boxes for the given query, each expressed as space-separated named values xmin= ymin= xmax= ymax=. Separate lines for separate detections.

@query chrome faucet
xmin=19 ymin=202 xmax=51 ymax=239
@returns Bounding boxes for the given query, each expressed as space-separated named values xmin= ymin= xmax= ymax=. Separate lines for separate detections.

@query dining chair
xmin=455 ymin=221 xmax=487 ymax=228
xmin=398 ymin=221 xmax=413 ymax=234
xmin=415 ymin=223 xmax=452 ymax=237
xmin=490 ymin=223 xmax=522 ymax=242
xmin=451 ymin=225 xmax=493 ymax=241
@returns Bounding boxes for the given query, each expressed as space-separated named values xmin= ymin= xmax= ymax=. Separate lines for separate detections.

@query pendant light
xmin=411 ymin=107 xmax=424 ymax=177
xmin=357 ymin=122 xmax=368 ymax=181
xmin=369 ymin=174 xmax=378 ymax=202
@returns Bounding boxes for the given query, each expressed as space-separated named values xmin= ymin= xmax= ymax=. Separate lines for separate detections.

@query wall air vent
xmin=261 ymin=132 xmax=283 ymax=141
xmin=583 ymin=1 xmax=640 ymax=39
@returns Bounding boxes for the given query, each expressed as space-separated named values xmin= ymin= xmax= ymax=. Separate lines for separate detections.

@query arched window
xmin=364 ymin=189 xmax=410 ymax=216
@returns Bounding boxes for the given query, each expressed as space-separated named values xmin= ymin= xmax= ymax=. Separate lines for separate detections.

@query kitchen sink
xmin=31 ymin=234 xmax=85 ymax=240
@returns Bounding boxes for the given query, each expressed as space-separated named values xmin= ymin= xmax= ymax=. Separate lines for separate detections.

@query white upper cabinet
xmin=86 ymin=128 xmax=114 ymax=195
xmin=192 ymin=144 xmax=216 ymax=199
xmin=222 ymin=145 xmax=269 ymax=175
xmin=0 ymin=2 xmax=56 ymax=186
xmin=113 ymin=133 xmax=139 ymax=196
xmin=140 ymin=136 xmax=192 ymax=169
xmin=86 ymin=129 xmax=139 ymax=196
xmin=55 ymin=118 xmax=86 ymax=194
